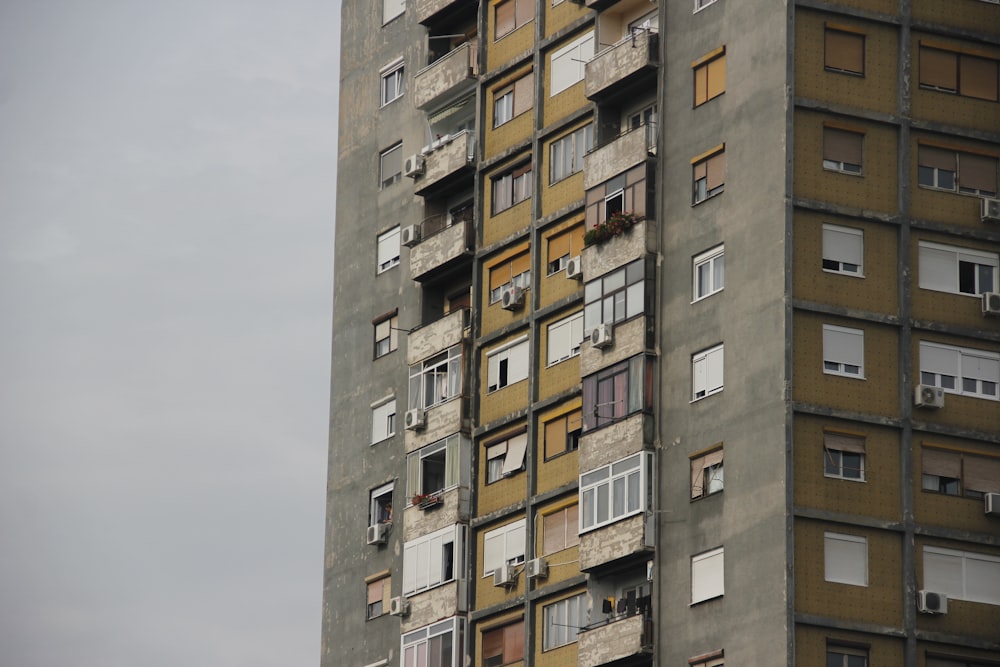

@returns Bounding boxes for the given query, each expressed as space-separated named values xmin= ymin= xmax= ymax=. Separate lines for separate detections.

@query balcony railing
xmin=414 ymin=42 xmax=478 ymax=110
xmin=579 ymin=513 xmax=654 ymax=572
xmin=583 ymin=125 xmax=656 ymax=191
xmin=585 ymin=30 xmax=658 ymax=101
xmin=578 ymin=610 xmax=653 ymax=667
xmin=413 ymin=130 xmax=476 ymax=197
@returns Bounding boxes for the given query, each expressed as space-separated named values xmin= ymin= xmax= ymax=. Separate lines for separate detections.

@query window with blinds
xmin=482 ymin=620 xmax=524 ymax=667
xmin=543 ymin=409 xmax=581 ymax=460
xmin=823 ymin=324 xmax=865 ymax=378
xmin=693 ymin=47 xmax=726 ymax=106
xmin=822 ymin=224 xmax=864 ymax=276
xmin=489 ymin=251 xmax=531 ymax=303
xmin=824 ymin=432 xmax=866 ymax=481
xmin=542 ymin=504 xmax=579 ymax=555
xmin=823 ymin=127 xmax=863 ymax=174
xmin=692 ymin=147 xmax=725 ymax=203
xmin=825 ymin=27 xmax=865 ymax=75
xmin=919 ymin=44 xmax=999 ymax=102
xmin=690 ymin=447 xmax=724 ymax=499
xmin=922 ymin=446 xmax=1000 ymax=498
xmin=494 ymin=0 xmax=533 ymax=40
xmin=918 ymin=145 xmax=998 ymax=197
xmin=493 ymin=71 xmax=533 ymax=127
xmin=546 ymin=224 xmax=585 ymax=275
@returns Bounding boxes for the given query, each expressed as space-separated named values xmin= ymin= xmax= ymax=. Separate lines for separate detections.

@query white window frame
xmin=692 ymin=344 xmax=724 ymax=400
xmin=401 ymin=618 xmax=465 ymax=667
xmin=485 ymin=432 xmax=528 ymax=483
xmin=824 ymin=433 xmax=866 ymax=482
xmin=376 ymin=226 xmax=400 ymax=273
xmin=406 ymin=434 xmax=467 ymax=501
xmin=827 ymin=645 xmax=869 ymax=667
xmin=691 ymin=547 xmax=724 ymax=604
xmin=923 ymin=546 xmax=1000 ymax=606
xmin=822 ymin=224 xmax=864 ymax=277
xmin=382 ymin=0 xmax=405 ymax=24
xmin=374 ymin=316 xmax=398 ymax=359
xmin=550 ymin=31 xmax=595 ymax=96
xmin=380 ymin=60 xmax=404 ymax=106
xmin=579 ymin=452 xmax=653 ymax=533
xmin=379 ymin=142 xmax=403 ymax=190
xmin=918 ymin=241 xmax=998 ymax=297
xmin=371 ymin=397 xmax=396 ymax=444
xmin=408 ymin=344 xmax=463 ymax=410
xmin=402 ymin=524 xmax=466 ymax=597
xmin=823 ymin=324 xmax=865 ymax=379
xmin=919 ymin=341 xmax=999 ymax=401
xmin=494 ymin=87 xmax=514 ymax=126
xmin=550 ymin=124 xmax=593 ymax=183
xmin=369 ymin=482 xmax=394 ymax=527
xmin=492 ymin=165 xmax=532 ymax=214
xmin=487 ymin=336 xmax=529 ymax=392
xmin=824 ymin=532 xmax=868 ymax=587
xmin=542 ymin=593 xmax=587 ymax=651
xmin=482 ymin=519 xmax=526 ymax=577
xmin=692 ymin=244 xmax=725 ymax=302
xmin=694 ymin=0 xmax=719 ymax=12
xmin=547 ymin=312 xmax=584 ymax=366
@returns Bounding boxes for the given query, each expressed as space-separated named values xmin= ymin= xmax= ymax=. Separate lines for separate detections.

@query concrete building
xmin=322 ymin=1 xmax=1000 ymax=666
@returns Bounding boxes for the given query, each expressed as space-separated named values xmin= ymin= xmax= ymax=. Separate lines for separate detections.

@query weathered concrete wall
xmin=580 ymin=413 xmax=649 ymax=472
xmin=406 ymin=305 xmax=466 ymax=365
xmin=402 ymin=486 xmax=470 ymax=540
xmin=409 ymin=220 xmax=472 ymax=281
xmin=414 ymin=131 xmax=475 ymax=196
xmin=585 ymin=30 xmax=658 ymax=100
xmin=414 ymin=43 xmax=477 ymax=110
xmin=584 ymin=129 xmax=650 ymax=190
xmin=580 ymin=316 xmax=648 ymax=376
xmin=578 ymin=613 xmax=648 ymax=667
xmin=581 ymin=219 xmax=654 ymax=280
xmin=579 ymin=514 xmax=650 ymax=571
xmin=400 ymin=580 xmax=464 ymax=633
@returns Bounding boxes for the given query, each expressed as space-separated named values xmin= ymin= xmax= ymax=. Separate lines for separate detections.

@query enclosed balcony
xmin=586 ymin=30 xmax=658 ymax=102
xmin=405 ymin=310 xmax=470 ymax=450
xmin=579 ymin=612 xmax=653 ymax=667
xmin=409 ymin=214 xmax=474 ymax=282
xmin=414 ymin=42 xmax=478 ymax=111
xmin=413 ymin=130 xmax=476 ymax=198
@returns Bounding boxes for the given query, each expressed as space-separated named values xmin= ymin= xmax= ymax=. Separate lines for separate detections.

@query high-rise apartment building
xmin=322 ymin=0 xmax=1000 ymax=665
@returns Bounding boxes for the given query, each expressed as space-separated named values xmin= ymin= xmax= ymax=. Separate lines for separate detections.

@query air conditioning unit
xmin=493 ymin=564 xmax=517 ymax=588
xmin=404 ymin=154 xmax=425 ymax=178
xmin=917 ymin=590 xmax=948 ymax=614
xmin=565 ymin=256 xmax=583 ymax=280
xmin=366 ymin=523 xmax=389 ymax=545
xmin=388 ymin=596 xmax=410 ymax=617
xmin=914 ymin=384 xmax=945 ymax=409
xmin=982 ymin=292 xmax=1000 ymax=316
xmin=401 ymin=224 xmax=422 ymax=248
xmin=986 ymin=492 xmax=1000 ymax=516
xmin=981 ymin=197 xmax=1000 ymax=223
xmin=404 ymin=408 xmax=426 ymax=431
xmin=526 ymin=558 xmax=548 ymax=579
xmin=590 ymin=324 xmax=614 ymax=349
xmin=501 ymin=286 xmax=525 ymax=311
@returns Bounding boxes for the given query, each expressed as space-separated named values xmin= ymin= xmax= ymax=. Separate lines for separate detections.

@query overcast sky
xmin=0 ymin=2 xmax=340 ymax=665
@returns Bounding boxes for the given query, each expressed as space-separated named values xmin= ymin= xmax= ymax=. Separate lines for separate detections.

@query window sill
xmin=823 ymin=370 xmax=866 ymax=380
xmin=690 ymin=389 xmax=723 ymax=403
xmin=917 ymin=184 xmax=997 ymax=198
xmin=692 ymin=189 xmax=724 ymax=206
xmin=825 ymin=67 xmax=864 ymax=77
xmin=691 ymin=290 xmax=723 ymax=304
xmin=824 ymin=474 xmax=866 ymax=483
xmin=821 ymin=268 xmax=864 ymax=278
xmin=689 ymin=594 xmax=724 ymax=606
xmin=822 ymin=166 xmax=863 ymax=177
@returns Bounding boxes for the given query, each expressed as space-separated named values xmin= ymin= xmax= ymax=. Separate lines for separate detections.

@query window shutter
xmin=921 ymin=342 xmax=960 ymax=377
xmin=484 ymin=531 xmax=504 ymax=574
xmin=920 ymin=47 xmax=957 ymax=90
xmin=542 ymin=511 xmax=564 ymax=555
xmin=694 ymin=63 xmax=709 ymax=105
xmin=504 ymin=621 xmax=525 ymax=661
xmin=512 ymin=72 xmax=533 ymax=116
xmin=367 ymin=578 xmax=383 ymax=604
xmin=824 ymin=433 xmax=865 ymax=454
xmin=825 ymin=29 xmax=863 ymax=73
xmin=923 ymin=448 xmax=961 ymax=478
xmin=824 ymin=128 xmax=862 ymax=165
xmin=919 ymin=244 xmax=955 ymax=292
xmin=566 ymin=409 xmax=582 ymax=433
xmin=706 ymin=346 xmax=724 ymax=392
xmin=548 ymin=230 xmax=571 ymax=262
xmin=515 ymin=0 xmax=532 ymax=25
xmin=501 ymin=433 xmax=528 ymax=475
xmin=510 ymin=252 xmax=530 ymax=277
xmin=706 ymin=56 xmax=726 ymax=99
xmin=959 ymin=55 xmax=999 ymax=101
xmin=446 ymin=436 xmax=460 ymax=487
xmin=545 ymin=417 xmax=566 ymax=457
xmin=483 ymin=629 xmax=503 ymax=660
xmin=490 ymin=263 xmax=511 ymax=290
xmin=402 ymin=542 xmax=416 ymax=594
xmin=964 ymin=455 xmax=1000 ymax=494
xmin=407 ymin=452 xmax=419 ymax=498
xmin=959 ymin=153 xmax=998 ymax=193
xmin=495 ymin=0 xmax=515 ymax=37
xmin=706 ymin=152 xmax=725 ymax=191
xmin=824 ymin=226 xmax=863 ymax=266
xmin=824 ymin=326 xmax=863 ymax=367
xmin=919 ymin=146 xmax=956 ymax=171
xmin=923 ymin=547 xmax=964 ymax=599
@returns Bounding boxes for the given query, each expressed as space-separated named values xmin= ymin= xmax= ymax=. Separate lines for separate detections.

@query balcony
xmin=413 ymin=131 xmax=476 ymax=198
xmin=402 ymin=485 xmax=472 ymax=541
xmin=579 ymin=513 xmax=654 ymax=572
xmin=585 ymin=30 xmax=658 ymax=102
xmin=407 ymin=308 xmax=468 ymax=366
xmin=416 ymin=0 xmax=466 ymax=25
xmin=583 ymin=128 xmax=655 ymax=191
xmin=409 ymin=216 xmax=474 ymax=282
xmin=399 ymin=580 xmax=469 ymax=633
xmin=578 ymin=612 xmax=653 ymax=667
xmin=580 ymin=411 xmax=650 ymax=471
xmin=414 ymin=42 xmax=478 ymax=111
xmin=581 ymin=218 xmax=655 ymax=282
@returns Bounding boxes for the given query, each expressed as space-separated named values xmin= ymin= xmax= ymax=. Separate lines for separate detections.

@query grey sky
xmin=0 ymin=2 xmax=340 ymax=665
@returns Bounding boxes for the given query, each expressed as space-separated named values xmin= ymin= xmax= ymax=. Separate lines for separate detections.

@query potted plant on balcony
xmin=411 ymin=492 xmax=443 ymax=510
xmin=583 ymin=211 xmax=644 ymax=247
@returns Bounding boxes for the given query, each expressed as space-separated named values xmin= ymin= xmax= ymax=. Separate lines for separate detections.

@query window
xmin=382 ymin=0 xmax=404 ymax=24
xmin=694 ymin=0 xmax=718 ymax=12
xmin=485 ymin=432 xmax=528 ymax=483
xmin=693 ymin=48 xmax=726 ymax=106
xmin=919 ymin=45 xmax=999 ymax=102
xmin=823 ymin=325 xmax=865 ymax=378
xmin=380 ymin=143 xmax=403 ymax=189
xmin=918 ymin=146 xmax=998 ymax=197
xmin=367 ymin=575 xmax=390 ymax=619
xmin=690 ymin=651 xmax=725 ymax=667
xmin=493 ymin=72 xmax=533 ymax=127
xmin=690 ymin=447 xmax=724 ymax=499
xmin=919 ymin=241 xmax=998 ymax=296
xmin=408 ymin=344 xmax=462 ymax=410
xmin=693 ymin=147 xmax=725 ymax=203
xmin=550 ymin=32 xmax=595 ymax=96
xmin=579 ymin=452 xmax=653 ymax=532
xmin=377 ymin=226 xmax=400 ymax=273
xmin=927 ymin=657 xmax=997 ymax=667
xmin=582 ymin=355 xmax=653 ymax=431
xmin=923 ymin=546 xmax=1000 ymax=605
xmin=542 ymin=593 xmax=586 ymax=650
xmin=919 ymin=341 xmax=999 ymax=400
xmin=547 ymin=312 xmax=584 ymax=366
xmin=550 ymin=124 xmax=593 ymax=183
xmin=825 ymin=28 xmax=865 ymax=75
xmin=626 ymin=103 xmax=658 ymax=149
xmin=483 ymin=620 xmax=524 ymax=667
xmin=495 ymin=0 xmax=532 ymax=40
xmin=542 ymin=505 xmax=579 ymax=555
xmin=585 ymin=165 xmax=648 ymax=228
xmin=406 ymin=434 xmax=467 ymax=501
xmin=693 ymin=245 xmax=725 ymax=301
xmin=691 ymin=547 xmax=724 ymax=604
xmin=374 ymin=314 xmax=398 ymax=359
xmin=823 ymin=127 xmax=863 ymax=174
xmin=543 ymin=409 xmax=581 ymax=460
xmin=483 ymin=519 xmax=526 ymax=576
xmin=922 ymin=447 xmax=1000 ymax=498
xmin=825 ymin=532 xmax=868 ymax=586
xmin=380 ymin=61 xmax=404 ymax=106
xmin=487 ymin=337 xmax=529 ymax=392
xmin=583 ymin=258 xmax=647 ymax=332
xmin=492 ymin=163 xmax=532 ymax=214
xmin=823 ymin=224 xmax=864 ymax=276
xmin=370 ymin=482 xmax=394 ymax=526
xmin=371 ymin=398 xmax=396 ymax=444
xmin=827 ymin=645 xmax=868 ymax=667
xmin=692 ymin=344 xmax=724 ymax=400
xmin=546 ymin=225 xmax=584 ymax=275
xmin=402 ymin=525 xmax=466 ymax=596
xmin=401 ymin=618 xmax=465 ymax=667
xmin=824 ymin=432 xmax=866 ymax=481
xmin=489 ymin=252 xmax=530 ymax=303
